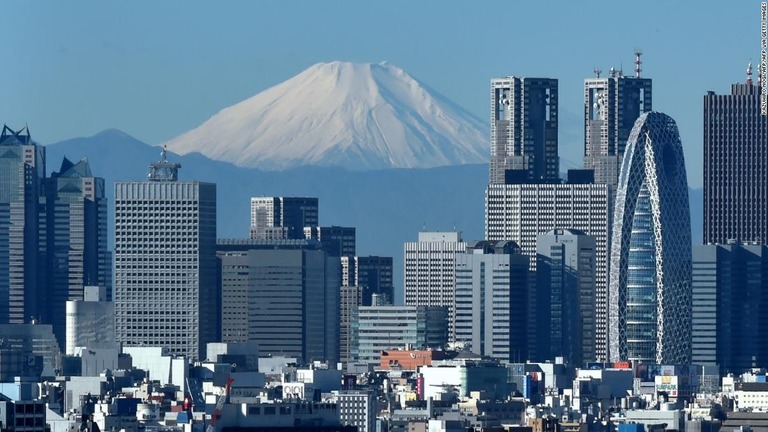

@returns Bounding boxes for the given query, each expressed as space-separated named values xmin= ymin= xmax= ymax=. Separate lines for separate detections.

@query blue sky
xmin=2 ymin=1 xmax=762 ymax=188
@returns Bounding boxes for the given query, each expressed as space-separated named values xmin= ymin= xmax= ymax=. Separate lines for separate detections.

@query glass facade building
xmin=609 ymin=112 xmax=692 ymax=364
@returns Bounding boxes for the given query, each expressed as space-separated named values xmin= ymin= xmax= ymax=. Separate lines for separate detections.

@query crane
xmin=206 ymin=377 xmax=235 ymax=432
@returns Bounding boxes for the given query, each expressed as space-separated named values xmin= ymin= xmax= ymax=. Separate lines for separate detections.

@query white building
xmin=114 ymin=149 xmax=217 ymax=361
xmin=65 ymin=285 xmax=114 ymax=356
xmin=404 ymin=232 xmax=467 ymax=340
xmin=485 ymin=183 xmax=610 ymax=360
xmin=454 ymin=241 xmax=528 ymax=362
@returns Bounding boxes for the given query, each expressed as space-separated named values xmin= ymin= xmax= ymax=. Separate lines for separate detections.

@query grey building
xmin=489 ymin=77 xmax=559 ymax=184
xmin=45 ymin=157 xmax=109 ymax=347
xmin=485 ymin=182 xmax=611 ymax=360
xmin=217 ymin=239 xmax=340 ymax=365
xmin=349 ymin=306 xmax=448 ymax=367
xmin=404 ymin=232 xmax=467 ymax=341
xmin=454 ymin=241 xmax=528 ymax=363
xmin=114 ymin=148 xmax=218 ymax=361
xmin=0 ymin=126 xmax=45 ymax=326
xmin=584 ymin=65 xmax=652 ymax=189
xmin=536 ymin=229 xmax=597 ymax=365
xmin=250 ymin=196 xmax=318 ymax=240
xmin=304 ymin=226 xmax=356 ymax=257
xmin=693 ymin=243 xmax=768 ymax=374
xmin=609 ymin=112 xmax=692 ymax=365
xmin=336 ymin=390 xmax=376 ymax=432
xmin=704 ymin=76 xmax=768 ymax=245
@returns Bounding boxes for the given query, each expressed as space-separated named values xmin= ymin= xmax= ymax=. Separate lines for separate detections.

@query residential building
xmin=584 ymin=64 xmax=652 ymax=188
xmin=454 ymin=240 xmax=528 ymax=362
xmin=45 ymin=157 xmax=109 ymax=347
xmin=489 ymin=77 xmax=559 ymax=184
xmin=114 ymin=148 xmax=218 ymax=361
xmin=692 ymin=243 xmax=768 ymax=373
xmin=404 ymin=232 xmax=467 ymax=340
xmin=0 ymin=125 xmax=45 ymax=325
xmin=336 ymin=390 xmax=376 ymax=432
xmin=65 ymin=285 xmax=114 ymax=355
xmin=485 ymin=182 xmax=610 ymax=360
xmin=608 ymin=112 xmax=692 ymax=364
xmin=249 ymin=196 xmax=318 ymax=240
xmin=536 ymin=229 xmax=597 ymax=365
xmin=704 ymin=73 xmax=768 ymax=244
xmin=349 ymin=306 xmax=448 ymax=367
xmin=217 ymin=239 xmax=340 ymax=365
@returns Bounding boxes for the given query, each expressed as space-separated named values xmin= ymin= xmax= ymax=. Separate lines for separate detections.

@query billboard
xmin=655 ymin=375 xmax=678 ymax=398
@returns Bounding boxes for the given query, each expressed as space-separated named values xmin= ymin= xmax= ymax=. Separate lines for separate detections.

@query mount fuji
xmin=165 ymin=61 xmax=488 ymax=170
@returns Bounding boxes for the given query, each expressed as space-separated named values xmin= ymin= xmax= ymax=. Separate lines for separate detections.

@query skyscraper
xmin=250 ymin=197 xmax=319 ymax=240
xmin=454 ymin=241 xmax=528 ymax=362
xmin=609 ymin=112 xmax=691 ymax=364
xmin=217 ymin=239 xmax=340 ymax=364
xmin=304 ymin=225 xmax=356 ymax=257
xmin=485 ymin=182 xmax=610 ymax=360
xmin=45 ymin=157 xmax=109 ymax=347
xmin=536 ymin=229 xmax=596 ymax=365
xmin=114 ymin=148 xmax=217 ymax=360
xmin=489 ymin=77 xmax=558 ymax=184
xmin=704 ymin=75 xmax=768 ymax=244
xmin=404 ymin=232 xmax=467 ymax=341
xmin=0 ymin=125 xmax=45 ymax=326
xmin=692 ymin=243 xmax=768 ymax=374
xmin=584 ymin=64 xmax=652 ymax=188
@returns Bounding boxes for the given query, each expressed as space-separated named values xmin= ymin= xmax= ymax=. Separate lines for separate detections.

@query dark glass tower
xmin=489 ymin=77 xmax=558 ymax=184
xmin=704 ymin=79 xmax=768 ymax=244
xmin=45 ymin=157 xmax=109 ymax=347
xmin=0 ymin=126 xmax=45 ymax=325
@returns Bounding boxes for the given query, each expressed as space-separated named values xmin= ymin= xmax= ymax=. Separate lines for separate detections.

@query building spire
xmin=634 ymin=49 xmax=643 ymax=78
xmin=747 ymin=60 xmax=754 ymax=86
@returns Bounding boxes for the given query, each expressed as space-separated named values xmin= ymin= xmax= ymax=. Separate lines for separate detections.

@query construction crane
xmin=206 ymin=377 xmax=235 ymax=432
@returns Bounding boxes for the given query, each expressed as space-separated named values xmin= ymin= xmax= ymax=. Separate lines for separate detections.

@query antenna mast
xmin=634 ymin=49 xmax=643 ymax=78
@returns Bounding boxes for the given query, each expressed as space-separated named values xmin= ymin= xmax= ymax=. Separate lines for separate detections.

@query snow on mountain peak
xmin=164 ymin=61 xmax=488 ymax=170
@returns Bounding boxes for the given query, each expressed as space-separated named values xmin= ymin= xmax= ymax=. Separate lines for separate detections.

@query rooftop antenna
xmin=609 ymin=67 xmax=616 ymax=78
xmin=634 ymin=49 xmax=643 ymax=78
xmin=747 ymin=60 xmax=754 ymax=86
xmin=594 ymin=67 xmax=602 ymax=78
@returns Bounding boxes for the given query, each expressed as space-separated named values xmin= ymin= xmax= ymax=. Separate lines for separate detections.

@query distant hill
xmin=46 ymin=129 xmax=705 ymax=303
xmin=164 ymin=61 xmax=488 ymax=171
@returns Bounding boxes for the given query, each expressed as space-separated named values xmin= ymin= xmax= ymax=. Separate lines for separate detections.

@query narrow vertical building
xmin=704 ymin=69 xmax=768 ymax=244
xmin=584 ymin=62 xmax=652 ymax=189
xmin=0 ymin=126 xmax=45 ymax=325
xmin=114 ymin=148 xmax=217 ymax=360
xmin=536 ymin=229 xmax=596 ymax=365
xmin=454 ymin=241 xmax=528 ymax=363
xmin=609 ymin=112 xmax=691 ymax=364
xmin=489 ymin=77 xmax=559 ymax=184
xmin=45 ymin=157 xmax=109 ymax=347
xmin=404 ymin=232 xmax=467 ymax=341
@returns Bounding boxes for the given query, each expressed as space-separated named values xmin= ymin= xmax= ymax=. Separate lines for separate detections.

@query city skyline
xmin=2 ymin=1 xmax=766 ymax=188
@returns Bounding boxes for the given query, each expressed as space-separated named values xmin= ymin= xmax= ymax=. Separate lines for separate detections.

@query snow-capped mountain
xmin=164 ymin=61 xmax=488 ymax=170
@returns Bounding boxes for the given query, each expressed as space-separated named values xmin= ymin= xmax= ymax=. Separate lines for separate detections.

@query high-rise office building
xmin=536 ymin=229 xmax=597 ymax=365
xmin=349 ymin=305 xmax=448 ymax=367
xmin=339 ymin=256 xmax=394 ymax=364
xmin=485 ymin=183 xmax=610 ymax=360
xmin=584 ymin=64 xmax=652 ymax=188
xmin=404 ymin=232 xmax=467 ymax=341
xmin=250 ymin=197 xmax=318 ymax=240
xmin=0 ymin=126 xmax=45 ymax=325
xmin=692 ymin=243 xmax=768 ymax=374
xmin=454 ymin=241 xmax=528 ymax=362
xmin=114 ymin=148 xmax=217 ymax=361
xmin=217 ymin=239 xmax=340 ymax=365
xmin=704 ymin=76 xmax=768 ymax=244
xmin=45 ymin=157 xmax=109 ymax=347
xmin=65 ymin=286 xmax=114 ymax=356
xmin=609 ymin=112 xmax=691 ymax=364
xmin=304 ymin=226 xmax=356 ymax=257
xmin=489 ymin=77 xmax=558 ymax=184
